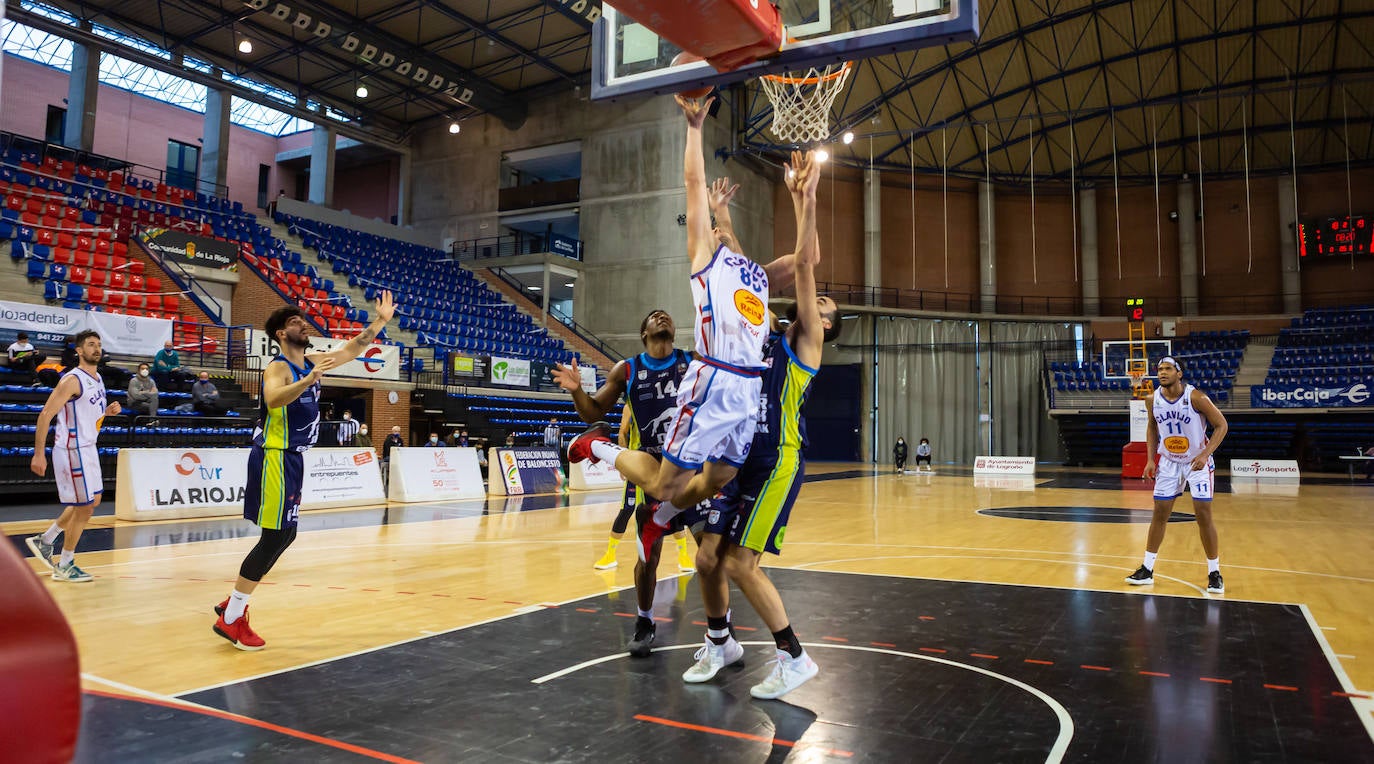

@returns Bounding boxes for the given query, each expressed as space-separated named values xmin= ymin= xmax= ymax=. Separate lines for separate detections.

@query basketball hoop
xmin=759 ymin=61 xmax=853 ymax=144
xmin=1128 ymin=369 xmax=1145 ymax=388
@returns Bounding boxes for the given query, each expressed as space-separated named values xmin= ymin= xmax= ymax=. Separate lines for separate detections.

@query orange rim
xmin=760 ymin=60 xmax=853 ymax=85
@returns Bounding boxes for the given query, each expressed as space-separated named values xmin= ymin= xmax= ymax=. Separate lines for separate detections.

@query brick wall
xmin=363 ymin=387 xmax=411 ymax=452
xmin=231 ymin=265 xmax=292 ymax=334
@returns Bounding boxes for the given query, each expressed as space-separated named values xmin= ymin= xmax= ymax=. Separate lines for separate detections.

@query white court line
xmin=83 ymin=672 xmax=230 ymax=716
xmin=531 ymin=641 xmax=1074 ymax=764
xmin=789 ymin=554 xmax=1209 ymax=597
xmin=1300 ymin=605 xmax=1374 ymax=744
xmin=1336 ymin=654 xmax=1357 ymax=659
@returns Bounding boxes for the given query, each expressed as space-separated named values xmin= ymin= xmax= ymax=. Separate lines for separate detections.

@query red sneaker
xmin=213 ymin=609 xmax=266 ymax=651
xmin=567 ymin=421 xmax=613 ymax=464
xmin=213 ymin=598 xmax=228 ymax=616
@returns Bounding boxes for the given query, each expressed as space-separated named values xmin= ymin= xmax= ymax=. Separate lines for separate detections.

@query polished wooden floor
xmin=8 ymin=463 xmax=1374 ymax=752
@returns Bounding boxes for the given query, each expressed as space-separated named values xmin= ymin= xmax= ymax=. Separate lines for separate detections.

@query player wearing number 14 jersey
xmin=1126 ymin=356 xmax=1230 ymax=594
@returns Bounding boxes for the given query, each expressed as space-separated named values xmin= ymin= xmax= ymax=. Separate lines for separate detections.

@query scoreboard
xmin=1299 ymin=215 xmax=1372 ymax=257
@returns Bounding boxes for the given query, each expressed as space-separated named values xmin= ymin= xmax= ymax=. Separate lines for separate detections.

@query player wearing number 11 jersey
xmin=1126 ymin=356 xmax=1230 ymax=594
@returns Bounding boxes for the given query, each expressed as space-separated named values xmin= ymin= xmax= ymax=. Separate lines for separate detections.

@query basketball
xmin=671 ymin=51 xmax=713 ymax=99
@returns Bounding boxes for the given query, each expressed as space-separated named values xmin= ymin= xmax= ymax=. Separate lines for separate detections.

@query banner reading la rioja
xmin=1251 ymin=381 xmax=1372 ymax=408
xmin=140 ymin=228 xmax=239 ymax=270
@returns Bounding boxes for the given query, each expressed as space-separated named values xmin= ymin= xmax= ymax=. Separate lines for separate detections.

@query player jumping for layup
xmin=1127 ymin=356 xmax=1230 ymax=594
xmin=567 ymin=94 xmax=801 ymax=560
xmin=213 ymin=292 xmax=397 ymax=650
xmin=26 ymin=330 xmax=120 ymax=583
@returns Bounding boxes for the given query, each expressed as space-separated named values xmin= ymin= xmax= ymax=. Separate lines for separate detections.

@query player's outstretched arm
xmin=30 ymin=374 xmax=79 ymax=476
xmin=789 ymin=151 xmax=825 ymax=368
xmin=677 ymin=95 xmax=717 ymax=273
xmin=311 ymin=290 xmax=399 ymax=369
xmin=264 ymin=356 xmax=333 ymax=409
xmin=553 ymin=358 xmax=625 ymax=423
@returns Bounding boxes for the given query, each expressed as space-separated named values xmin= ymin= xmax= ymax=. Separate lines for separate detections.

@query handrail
xmin=237 ymin=254 xmax=333 ymax=338
xmin=130 ymin=228 xmax=227 ymax=325
xmin=488 ymin=266 xmax=622 ymax=361
xmin=450 ymin=234 xmax=583 ymax=262
xmin=1 ymin=129 xmax=231 ymax=197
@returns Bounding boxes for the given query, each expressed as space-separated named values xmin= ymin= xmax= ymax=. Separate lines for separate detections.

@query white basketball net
xmin=759 ymin=61 xmax=853 ymax=144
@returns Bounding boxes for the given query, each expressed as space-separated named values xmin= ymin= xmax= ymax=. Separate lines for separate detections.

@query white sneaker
xmin=26 ymin=535 xmax=55 ymax=571
xmin=750 ymin=649 xmax=819 ymax=699
xmin=682 ymin=637 xmax=744 ymax=683
xmin=52 ymin=561 xmax=94 ymax=583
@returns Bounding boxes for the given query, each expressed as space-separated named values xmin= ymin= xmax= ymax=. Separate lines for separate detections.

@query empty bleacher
xmin=1266 ymin=307 xmax=1374 ymax=387
xmin=449 ymin=392 xmax=620 ymax=444
xmin=1050 ymin=331 xmax=1246 ymax=409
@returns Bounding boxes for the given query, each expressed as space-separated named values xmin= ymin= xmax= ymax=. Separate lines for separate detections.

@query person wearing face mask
xmin=336 ymin=410 xmax=359 ymax=446
xmin=381 ymin=426 xmax=404 ymax=490
xmin=914 ymin=437 xmax=933 ymax=471
xmin=893 ymin=437 xmax=908 ymax=474
xmin=355 ymin=423 xmax=372 ymax=450
xmin=127 ymin=362 xmax=160 ymax=417
xmin=425 ymin=432 xmax=447 ymax=447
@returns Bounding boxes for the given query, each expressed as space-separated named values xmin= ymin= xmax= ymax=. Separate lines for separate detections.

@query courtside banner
xmin=1228 ymin=459 xmax=1301 ymax=478
xmin=0 ymin=299 xmax=171 ymax=355
xmin=1129 ymin=400 xmax=1149 ymax=442
xmin=570 ymin=458 xmax=623 ymax=490
xmin=489 ymin=356 xmax=531 ymax=387
xmin=242 ymin=331 xmax=401 ymax=380
xmin=973 ymin=456 xmax=1036 ymax=475
xmin=301 ymin=448 xmax=385 ymax=508
xmin=1250 ymin=381 xmax=1372 ymax=408
xmin=388 ymin=447 xmax=485 ymax=503
xmin=488 ymin=447 xmax=563 ymax=495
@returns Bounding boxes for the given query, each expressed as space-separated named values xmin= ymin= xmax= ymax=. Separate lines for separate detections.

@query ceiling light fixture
xmin=842 ymin=131 xmax=854 ymax=145
xmin=448 ymin=121 xmax=461 ymax=134
xmin=237 ymin=38 xmax=253 ymax=54
xmin=815 ymin=149 xmax=830 ymax=163
xmin=355 ymin=84 xmax=368 ymax=98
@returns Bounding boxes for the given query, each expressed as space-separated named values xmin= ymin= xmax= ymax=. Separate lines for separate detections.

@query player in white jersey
xmin=567 ymin=95 xmax=811 ymax=559
xmin=1126 ymin=357 xmax=1230 ymax=594
xmin=26 ymin=330 xmax=121 ymax=583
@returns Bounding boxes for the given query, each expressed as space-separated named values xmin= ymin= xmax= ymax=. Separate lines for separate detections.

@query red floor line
xmin=692 ymin=620 xmax=708 ymax=627
xmin=1200 ymin=677 xmax=1233 ymax=685
xmin=970 ymin=653 xmax=999 ymax=660
xmin=1264 ymin=684 xmax=1299 ymax=692
xmin=919 ymin=647 xmax=946 ymax=654
xmin=1081 ymin=665 xmax=1111 ymax=672
xmin=83 ymin=689 xmax=420 ymax=764
xmin=542 ymin=604 xmax=560 ymax=608
xmin=431 ymin=594 xmax=450 ymax=598
xmin=503 ymin=601 xmax=523 ymax=605
xmin=918 ymin=616 xmax=936 ymax=621
xmin=327 ymin=586 xmax=347 ymax=590
xmin=293 ymin=584 xmax=312 ymax=588
xmin=396 ymin=592 xmax=415 ymax=595
xmin=613 ymin=612 xmax=636 ymax=618
xmin=468 ymin=597 xmax=486 ymax=601
xmin=576 ymin=608 xmax=598 ymax=613
xmin=1333 ymin=691 xmax=1371 ymax=699
xmin=734 ymin=625 xmax=757 ymax=632
xmin=1024 ymin=659 xmax=1054 ymax=666
xmin=187 ymin=577 xmax=206 ymax=582
xmin=871 ymin=642 xmax=897 ymax=648
xmin=633 ymin=714 xmax=853 ymax=758
xmin=1139 ymin=671 xmax=1171 ymax=678
xmin=822 ymin=636 xmax=849 ymax=643
xmin=361 ymin=588 xmax=379 ymax=592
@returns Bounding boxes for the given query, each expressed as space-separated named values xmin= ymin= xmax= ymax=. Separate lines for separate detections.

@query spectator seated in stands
xmin=96 ymin=348 xmax=131 ymax=389
xmin=356 ymin=424 xmax=372 ymax=450
xmin=60 ymin=336 xmax=76 ymax=371
xmin=6 ymin=332 xmax=45 ymax=375
xmin=455 ymin=429 xmax=470 ymax=447
xmin=424 ymin=432 xmax=446 ymax=447
xmin=383 ymin=426 xmax=404 ymax=460
xmin=126 ymin=363 xmax=159 ymax=417
xmin=337 ymin=410 xmax=359 ymax=446
xmin=191 ymin=371 xmax=228 ymax=416
xmin=153 ymin=340 xmax=193 ymax=391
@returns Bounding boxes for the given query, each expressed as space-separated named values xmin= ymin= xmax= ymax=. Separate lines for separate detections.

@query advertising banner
xmin=244 ymin=330 xmax=400 ymax=381
xmin=488 ymin=447 xmax=564 ymax=495
xmin=972 ymin=456 xmax=1036 ymax=475
xmin=449 ymin=353 xmax=488 ymax=381
xmin=115 ymin=447 xmax=383 ymax=521
xmin=140 ymin=228 xmax=238 ymax=269
xmin=489 ymin=356 xmax=531 ymax=387
xmin=1129 ymin=399 xmax=1149 ymax=442
xmin=1251 ymin=381 xmax=1373 ymax=408
xmin=1228 ymin=459 xmax=1301 ymax=478
xmin=0 ymin=299 xmax=171 ymax=355
xmin=569 ymin=458 xmax=623 ymax=490
xmin=387 ymin=447 xmax=486 ymax=503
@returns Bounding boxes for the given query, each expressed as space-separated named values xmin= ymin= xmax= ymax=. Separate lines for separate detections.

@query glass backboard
xmin=1101 ymin=340 xmax=1174 ymax=380
xmin=591 ymin=0 xmax=980 ymax=100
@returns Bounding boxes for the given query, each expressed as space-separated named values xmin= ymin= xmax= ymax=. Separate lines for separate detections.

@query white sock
xmin=1143 ymin=551 xmax=1158 ymax=570
xmin=707 ymin=625 xmax=730 ymax=640
xmin=42 ymin=522 xmax=61 ymax=544
xmin=59 ymin=549 xmax=74 ymax=567
xmin=1207 ymin=557 xmax=1220 ymax=574
xmin=225 ymin=590 xmax=251 ymax=624
xmin=652 ymin=501 xmax=684 ymax=527
xmin=637 ymin=607 xmax=653 ymax=620
xmin=590 ymin=440 xmax=624 ymax=464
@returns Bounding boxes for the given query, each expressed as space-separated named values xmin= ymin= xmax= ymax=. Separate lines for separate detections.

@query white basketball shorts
xmin=661 ymin=358 xmax=762 ymax=471
xmin=1154 ymin=456 xmax=1214 ymax=501
xmin=53 ymin=444 xmax=102 ymax=506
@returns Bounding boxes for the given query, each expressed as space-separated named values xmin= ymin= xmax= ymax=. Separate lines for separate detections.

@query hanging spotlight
xmin=237 ymin=38 xmax=253 ymax=54
xmin=815 ymin=148 xmax=830 ymax=163
xmin=448 ymin=121 xmax=461 ymax=134
xmin=842 ymin=131 xmax=854 ymax=145
xmin=355 ymin=84 xmax=369 ymax=98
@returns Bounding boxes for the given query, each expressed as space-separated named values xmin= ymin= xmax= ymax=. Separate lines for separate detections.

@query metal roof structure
xmin=6 ymin=0 xmax=1371 ymax=182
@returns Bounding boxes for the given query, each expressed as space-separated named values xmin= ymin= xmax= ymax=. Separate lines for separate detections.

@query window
xmin=44 ymin=105 xmax=66 ymax=144
xmin=257 ymin=164 xmax=270 ymax=209
xmin=166 ymin=139 xmax=199 ymax=191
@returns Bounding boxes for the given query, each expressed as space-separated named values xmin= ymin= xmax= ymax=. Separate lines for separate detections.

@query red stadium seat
xmin=109 ymin=272 xmax=126 ymax=289
xmin=86 ymin=286 xmax=105 ymax=305
xmin=162 ymin=294 xmax=178 ymax=312
xmin=144 ymin=276 xmax=161 ymax=292
xmin=53 ymin=248 xmax=74 ymax=266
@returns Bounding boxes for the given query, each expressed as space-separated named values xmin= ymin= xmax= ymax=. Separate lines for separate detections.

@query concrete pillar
xmin=1079 ymin=185 xmax=1100 ymax=316
xmin=1177 ymin=179 xmax=1199 ymax=315
xmin=198 ymin=84 xmax=231 ymax=197
xmin=541 ymin=264 xmax=551 ymax=328
xmin=1277 ymin=175 xmax=1302 ymax=313
xmin=64 ymin=34 xmax=99 ymax=152
xmin=863 ymin=167 xmax=881 ymax=291
xmin=396 ymin=151 xmax=412 ymax=226
xmin=978 ymin=181 xmax=996 ymax=313
xmin=308 ymin=123 xmax=336 ymax=206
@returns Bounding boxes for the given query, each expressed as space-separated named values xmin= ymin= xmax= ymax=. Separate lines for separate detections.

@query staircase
xmin=1232 ymin=339 xmax=1277 ymax=407
xmin=471 ymin=268 xmax=616 ymax=369
xmin=1 ymin=247 xmax=45 ymax=304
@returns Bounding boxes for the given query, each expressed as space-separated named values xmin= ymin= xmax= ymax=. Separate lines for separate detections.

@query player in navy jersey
xmin=213 ymin=292 xmax=397 ymax=650
xmin=554 ymin=309 xmax=696 ymax=656
xmin=683 ymin=149 xmax=839 ymax=697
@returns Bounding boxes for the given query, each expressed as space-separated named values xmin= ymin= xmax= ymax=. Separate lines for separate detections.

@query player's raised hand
xmin=551 ymin=359 xmax=581 ymax=393
xmin=675 ymin=94 xmax=714 ymax=128
xmin=374 ymin=290 xmax=396 ymax=323
xmin=708 ymin=177 xmax=739 ymax=212
xmin=104 ymin=401 xmax=121 ymax=417
xmin=784 ymin=150 xmax=807 ymax=196
xmin=801 ymin=150 xmax=822 ymax=197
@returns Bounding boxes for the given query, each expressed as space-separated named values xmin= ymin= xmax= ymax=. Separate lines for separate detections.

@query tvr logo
xmin=174 ymin=452 xmax=222 ymax=480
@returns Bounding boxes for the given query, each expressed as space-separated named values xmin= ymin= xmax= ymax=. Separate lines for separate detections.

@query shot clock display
xmin=1126 ymin=298 xmax=1146 ymax=321
xmin=1299 ymin=215 xmax=1371 ymax=257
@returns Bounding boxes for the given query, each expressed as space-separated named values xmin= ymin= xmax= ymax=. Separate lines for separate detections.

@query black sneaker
xmin=1125 ymin=565 xmax=1154 ymax=585
xmin=628 ymin=617 xmax=656 ymax=657
xmin=1207 ymin=571 xmax=1224 ymax=594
